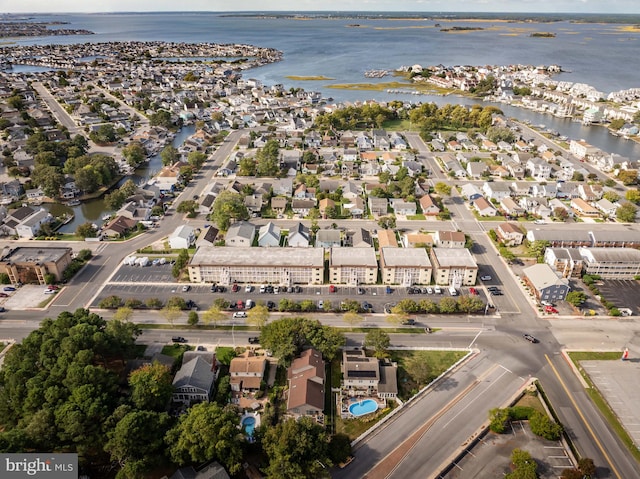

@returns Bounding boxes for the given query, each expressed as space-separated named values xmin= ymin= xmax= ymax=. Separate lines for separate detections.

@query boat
xmin=66 ymin=199 xmax=81 ymax=207
xmin=102 ymin=214 xmax=113 ymax=221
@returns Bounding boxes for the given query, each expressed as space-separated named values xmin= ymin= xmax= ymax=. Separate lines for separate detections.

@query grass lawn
xmin=336 ymin=402 xmax=397 ymax=440
xmin=567 ymin=351 xmax=640 ymax=463
xmin=513 ymin=391 xmax=546 ymax=414
xmin=407 ymin=214 xmax=426 ymax=220
xmin=161 ymin=344 xmax=193 ymax=364
xmin=0 ymin=342 xmax=5 ymax=353
xmin=392 ymin=350 xmax=467 ymax=400
xmin=382 ymin=119 xmax=416 ymax=131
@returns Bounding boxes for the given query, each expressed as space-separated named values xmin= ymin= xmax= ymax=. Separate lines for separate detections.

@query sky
xmin=0 ymin=0 xmax=638 ymax=14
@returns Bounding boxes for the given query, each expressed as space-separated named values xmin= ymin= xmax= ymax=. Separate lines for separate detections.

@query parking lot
xmin=595 ymin=280 xmax=640 ymax=316
xmin=444 ymin=421 xmax=574 ymax=479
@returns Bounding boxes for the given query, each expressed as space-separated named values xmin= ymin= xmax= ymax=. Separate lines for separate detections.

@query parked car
xmin=362 ymin=301 xmax=373 ymax=312
xmin=274 ymin=286 xmax=280 ymax=294
xmin=236 ymin=300 xmax=244 ymax=309
xmin=480 ymin=275 xmax=492 ymax=281
xmin=232 ymin=283 xmax=239 ymax=292
xmin=329 ymin=285 xmax=337 ymax=293
xmin=47 ymin=285 xmax=60 ymax=290
xmin=534 ymin=219 xmax=545 ymax=225
xmin=318 ymin=300 xmax=324 ymax=309
xmin=171 ymin=336 xmax=187 ymax=343
xmin=182 ymin=285 xmax=191 ymax=292
xmin=294 ymin=286 xmax=302 ymax=293
xmin=248 ymin=337 xmax=260 ymax=344
xmin=3 ymin=286 xmax=15 ymax=292
xmin=0 ymin=293 xmax=7 ymax=298
xmin=44 ymin=289 xmax=57 ymax=294
xmin=245 ymin=285 xmax=253 ymax=293
xmin=544 ymin=305 xmax=559 ymax=314
xmin=490 ymin=290 xmax=503 ymax=296
xmin=357 ymin=287 xmax=365 ymax=295
xmin=434 ymin=286 xmax=442 ymax=294
xmin=266 ymin=301 xmax=276 ymax=311
xmin=386 ymin=286 xmax=392 ymax=294
xmin=427 ymin=287 xmax=433 ymax=294
xmin=469 ymin=287 xmax=478 ymax=295
xmin=232 ymin=311 xmax=247 ymax=318
xmin=401 ymin=318 xmax=416 ymax=325
xmin=523 ymin=333 xmax=538 ymax=343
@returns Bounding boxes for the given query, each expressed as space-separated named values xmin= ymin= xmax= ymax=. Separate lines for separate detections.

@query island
xmin=0 ymin=21 xmax=94 ymax=38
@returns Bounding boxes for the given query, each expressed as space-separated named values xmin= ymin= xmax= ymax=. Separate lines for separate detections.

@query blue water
xmin=242 ymin=416 xmax=256 ymax=436
xmin=349 ymin=399 xmax=379 ymax=417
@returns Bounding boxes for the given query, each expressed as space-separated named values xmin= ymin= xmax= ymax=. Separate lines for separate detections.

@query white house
xmin=169 ymin=225 xmax=196 ymax=250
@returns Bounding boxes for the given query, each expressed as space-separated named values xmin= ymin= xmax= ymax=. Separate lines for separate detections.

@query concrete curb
xmin=560 ymin=349 xmax=592 ymax=389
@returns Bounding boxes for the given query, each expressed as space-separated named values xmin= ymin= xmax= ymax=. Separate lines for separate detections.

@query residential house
xmin=102 ymin=216 xmax=137 ymax=238
xmin=523 ymin=263 xmax=570 ymax=302
xmin=500 ymin=197 xmax=524 ymax=216
xmin=342 ymin=349 xmax=397 ymax=401
xmin=544 ymin=247 xmax=584 ymax=278
xmin=390 ymin=198 xmax=417 ymax=216
xmin=594 ymin=198 xmax=618 ymax=217
xmin=156 ymin=161 xmax=183 ymax=191
xmin=569 ymin=139 xmax=599 ymax=159
xmin=368 ymin=196 xmax=389 ymax=217
xmin=169 ymin=462 xmax=230 ymax=479
xmin=349 ymin=228 xmax=372 ymax=248
xmin=466 ymin=161 xmax=488 ymax=179
xmin=570 ymin=198 xmax=599 ymax=217
xmin=196 ymin=225 xmax=220 ymax=248
xmin=172 ymin=355 xmax=218 ymax=405
xmin=244 ymin=194 xmax=263 ymax=214
xmin=318 ymin=198 xmax=336 ymax=219
xmin=271 ymin=196 xmax=288 ymax=215
xmin=495 ymin=222 xmax=524 ymax=246
xmin=578 ymin=184 xmax=603 ymax=202
xmin=169 ymin=225 xmax=196 ymax=250
xmin=419 ymin=195 xmax=441 ymax=216
xmin=473 ymin=197 xmax=498 ymax=217
xmin=526 ymin=157 xmax=552 ymax=179
xmin=588 ymin=230 xmax=640 ymax=248
xmin=287 ymin=348 xmax=326 ymax=421
xmin=315 ymin=229 xmax=341 ymax=249
xmin=229 ymin=351 xmax=267 ymax=396
xmin=291 ymin=198 xmax=316 ymax=217
xmin=459 ymin=183 xmax=483 ymax=200
xmin=258 ymin=222 xmax=281 ymax=247
xmin=377 ymin=229 xmax=398 ymax=248
xmin=434 ymin=230 xmax=466 ymax=248
xmin=344 ymin=196 xmax=365 ymax=218
xmin=482 ymin=182 xmax=512 ymax=201
xmin=15 ymin=208 xmax=52 ymax=239
xmin=288 ymin=222 xmax=310 ymax=247
xmin=225 ymin=221 xmax=256 ymax=247
xmin=403 ymin=232 xmax=434 ymax=248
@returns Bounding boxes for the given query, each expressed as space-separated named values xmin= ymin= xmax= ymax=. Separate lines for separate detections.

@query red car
xmin=231 ymin=283 xmax=239 ymax=292
xmin=329 ymin=285 xmax=337 ymax=293
xmin=47 ymin=285 xmax=59 ymax=290
xmin=469 ymin=287 xmax=478 ymax=295
xmin=544 ymin=305 xmax=559 ymax=314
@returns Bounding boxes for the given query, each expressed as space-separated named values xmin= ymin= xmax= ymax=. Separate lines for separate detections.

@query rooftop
xmin=381 ymin=247 xmax=431 ymax=267
xmin=0 ymin=246 xmax=71 ymax=264
xmin=431 ymin=248 xmax=477 ymax=268
xmin=330 ymin=247 xmax=377 ymax=267
xmin=190 ymin=246 xmax=324 ymax=267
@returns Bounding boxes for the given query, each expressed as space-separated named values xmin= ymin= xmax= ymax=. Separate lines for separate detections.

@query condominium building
xmin=0 ymin=247 xmax=73 ymax=284
xmin=579 ymin=247 xmax=640 ymax=279
xmin=188 ymin=246 xmax=324 ymax=285
xmin=329 ymin=247 xmax=378 ymax=285
xmin=379 ymin=247 xmax=432 ymax=285
xmin=429 ymin=248 xmax=478 ymax=286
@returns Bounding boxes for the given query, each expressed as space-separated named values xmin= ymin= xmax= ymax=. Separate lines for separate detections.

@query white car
xmin=182 ymin=285 xmax=191 ymax=292
xmin=480 ymin=275 xmax=492 ymax=281
xmin=534 ymin=219 xmax=545 ymax=225
xmin=44 ymin=289 xmax=57 ymax=294
xmin=232 ymin=311 xmax=247 ymax=318
xmin=318 ymin=300 xmax=324 ymax=309
xmin=245 ymin=285 xmax=253 ymax=293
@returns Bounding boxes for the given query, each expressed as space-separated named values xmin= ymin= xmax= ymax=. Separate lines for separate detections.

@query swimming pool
xmin=242 ymin=416 xmax=256 ymax=437
xmin=348 ymin=399 xmax=379 ymax=417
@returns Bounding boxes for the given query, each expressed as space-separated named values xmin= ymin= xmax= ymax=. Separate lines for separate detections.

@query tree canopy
xmin=210 ymin=190 xmax=250 ymax=230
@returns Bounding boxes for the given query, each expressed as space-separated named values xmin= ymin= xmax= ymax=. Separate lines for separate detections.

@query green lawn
xmin=567 ymin=351 xmax=640 ymax=462
xmin=161 ymin=344 xmax=193 ymax=364
xmin=392 ymin=350 xmax=467 ymax=400
xmin=407 ymin=214 xmax=426 ymax=220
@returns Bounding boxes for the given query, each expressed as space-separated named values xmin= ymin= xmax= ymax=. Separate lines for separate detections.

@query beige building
xmin=229 ymin=351 xmax=267 ymax=394
xmin=434 ymin=230 xmax=466 ymax=248
xmin=380 ymin=247 xmax=432 ymax=285
xmin=429 ymin=248 xmax=478 ymax=286
xmin=188 ymin=246 xmax=324 ymax=285
xmin=329 ymin=247 xmax=378 ymax=285
xmin=377 ymin=229 xmax=398 ymax=248
xmin=0 ymin=247 xmax=73 ymax=284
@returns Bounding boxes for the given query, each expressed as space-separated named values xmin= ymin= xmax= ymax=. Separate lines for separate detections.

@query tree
xmin=247 ymin=304 xmax=270 ymax=329
xmin=505 ymin=448 xmax=538 ymax=479
xmin=565 ymin=291 xmax=587 ymax=306
xmin=392 ymin=299 xmax=419 ymax=314
xmin=457 ymin=295 xmax=485 ymax=313
xmin=572 ymin=172 xmax=584 ymax=182
xmin=561 ymin=468 xmax=583 ymax=479
xmin=617 ymin=169 xmax=638 ymax=186
xmin=528 ymin=240 xmax=550 ymax=261
xmin=187 ymin=311 xmax=199 ymax=326
xmin=160 ymin=145 xmax=179 ymax=166
xmin=113 ymin=306 xmax=134 ymax=322
xmin=343 ymin=310 xmax=363 ymax=329
xmin=31 ymin=164 xmax=64 ymax=198
xmin=255 ymin=139 xmax=280 ymax=177
xmin=149 ymin=109 xmax=172 ymax=128
xmin=166 ymin=402 xmax=243 ymax=475
xmin=616 ymin=202 xmax=637 ymax=223
xmin=262 ymin=417 xmax=331 ymax=479
xmin=364 ymin=329 xmax=391 ymax=358
xmin=105 ymin=409 xmax=171 ymax=479
xmin=553 ymin=207 xmax=569 ymax=221
xmin=161 ymin=306 xmax=182 ymax=325
xmin=529 ymin=411 xmax=563 ymax=440
xmin=577 ymin=457 xmax=596 ymax=477
xmin=434 ymin=182 xmax=452 ymax=196
xmin=210 ymin=190 xmax=249 ymax=230
xmin=438 ymin=297 xmax=458 ymax=313
xmin=201 ymin=304 xmax=226 ymax=328
xmin=128 ymin=362 xmax=173 ymax=411
xmin=76 ymin=222 xmax=97 ymax=238
xmin=377 ymin=215 xmax=396 ymax=229
xmin=187 ymin=151 xmax=207 ymax=170
xmin=176 ymin=200 xmax=198 ymax=217
xmin=122 ymin=141 xmax=147 ymax=168
xmin=625 ymin=189 xmax=640 ymax=204
xmin=259 ymin=317 xmax=345 ymax=364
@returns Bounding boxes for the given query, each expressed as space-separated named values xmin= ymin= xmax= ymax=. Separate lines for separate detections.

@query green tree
xmin=392 ymin=299 xmax=419 ymax=314
xmin=377 ymin=215 xmax=396 ymax=229
xmin=625 ymin=189 xmax=640 ymax=204
xmin=259 ymin=317 xmax=345 ymax=364
xmin=561 ymin=468 xmax=583 ymax=479
xmin=161 ymin=306 xmax=182 ymax=325
xmin=529 ymin=411 xmax=563 ymax=440
xmin=105 ymin=189 xmax=127 ymax=210
xmin=438 ymin=297 xmax=458 ymax=313
xmin=505 ymin=448 xmax=538 ymax=479
xmin=616 ymin=202 xmax=637 ymax=223
xmin=201 ymin=305 xmax=226 ymax=328
xmin=553 ymin=207 xmax=569 ymax=221
xmin=577 ymin=457 xmax=596 ymax=477
xmin=247 ymin=304 xmax=270 ymax=329
xmin=262 ymin=417 xmax=331 ymax=479
xmin=187 ymin=151 xmax=207 ymax=170
xmin=617 ymin=169 xmax=638 ymax=186
xmin=187 ymin=311 xmax=199 ymax=326
xmin=602 ymin=191 xmax=620 ymax=202
xmin=176 ymin=199 xmax=198 ymax=217
xmin=255 ymin=139 xmax=280 ymax=177
xmin=122 ymin=141 xmax=147 ymax=168
xmin=565 ymin=291 xmax=587 ymax=306
xmin=166 ymin=402 xmax=243 ymax=475
xmin=528 ymin=240 xmax=550 ymax=261
xmin=489 ymin=408 xmax=510 ymax=433
xmin=105 ymin=409 xmax=171 ymax=479
xmin=434 ymin=182 xmax=452 ymax=196
xmin=418 ymin=299 xmax=439 ymax=313
xmin=149 ymin=110 xmax=172 ymax=128
xmin=128 ymin=363 xmax=173 ymax=411
xmin=31 ymin=164 xmax=64 ymax=198
xmin=160 ymin=145 xmax=179 ymax=166
xmin=364 ymin=329 xmax=391 ymax=358
xmin=210 ymin=191 xmax=249 ymax=230
xmin=457 ymin=295 xmax=485 ymax=313
xmin=76 ymin=222 xmax=97 ymax=238
xmin=112 ymin=307 xmax=134 ymax=322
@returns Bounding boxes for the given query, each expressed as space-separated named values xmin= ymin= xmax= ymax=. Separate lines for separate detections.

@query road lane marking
xmin=545 ymin=354 xmax=622 ymax=479
xmin=467 ymin=330 xmax=482 ymax=349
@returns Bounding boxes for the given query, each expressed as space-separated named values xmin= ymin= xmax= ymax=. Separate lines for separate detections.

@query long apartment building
xmin=379 ymin=247 xmax=432 ymax=285
xmin=329 ymin=247 xmax=378 ymax=285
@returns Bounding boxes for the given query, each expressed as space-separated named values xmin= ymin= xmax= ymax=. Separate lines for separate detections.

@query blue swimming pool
xmin=242 ymin=416 xmax=256 ymax=436
xmin=349 ymin=399 xmax=379 ymax=417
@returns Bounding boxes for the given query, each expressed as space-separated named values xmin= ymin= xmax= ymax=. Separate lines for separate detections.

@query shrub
xmin=146 ymin=297 xmax=163 ymax=309
xmin=98 ymin=295 xmax=123 ymax=309
xmin=124 ymin=298 xmax=143 ymax=309
xmin=489 ymin=408 xmax=510 ymax=433
xmin=509 ymin=406 xmax=535 ymax=421
xmin=529 ymin=411 xmax=563 ymax=440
